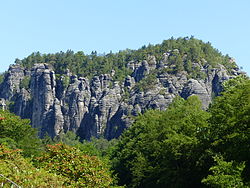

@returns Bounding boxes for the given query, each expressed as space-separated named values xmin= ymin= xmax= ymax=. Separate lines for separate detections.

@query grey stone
xmin=0 ymin=98 xmax=6 ymax=110
xmin=0 ymin=54 xmax=243 ymax=140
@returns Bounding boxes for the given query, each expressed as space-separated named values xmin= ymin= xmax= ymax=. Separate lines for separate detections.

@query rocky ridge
xmin=0 ymin=53 xmax=243 ymax=140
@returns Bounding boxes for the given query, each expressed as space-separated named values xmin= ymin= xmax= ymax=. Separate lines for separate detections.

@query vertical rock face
xmin=79 ymin=76 xmax=122 ymax=140
xmin=0 ymin=55 xmax=243 ymax=140
xmin=30 ymin=64 xmax=63 ymax=137
xmin=13 ymin=88 xmax=32 ymax=119
xmin=0 ymin=98 xmax=6 ymax=110
xmin=63 ymin=76 xmax=91 ymax=132
xmin=0 ymin=64 xmax=25 ymax=100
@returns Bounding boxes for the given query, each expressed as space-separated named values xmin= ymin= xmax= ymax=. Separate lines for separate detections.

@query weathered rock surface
xmin=0 ymin=64 xmax=25 ymax=100
xmin=0 ymin=55 xmax=243 ymax=140
xmin=0 ymin=98 xmax=6 ymax=110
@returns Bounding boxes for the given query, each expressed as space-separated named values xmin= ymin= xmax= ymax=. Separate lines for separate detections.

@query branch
xmin=0 ymin=174 xmax=21 ymax=188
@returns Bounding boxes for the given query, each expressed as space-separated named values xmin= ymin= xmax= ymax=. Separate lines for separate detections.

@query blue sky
xmin=0 ymin=0 xmax=250 ymax=74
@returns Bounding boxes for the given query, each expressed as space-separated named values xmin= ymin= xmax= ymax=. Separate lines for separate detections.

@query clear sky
xmin=0 ymin=0 xmax=249 ymax=74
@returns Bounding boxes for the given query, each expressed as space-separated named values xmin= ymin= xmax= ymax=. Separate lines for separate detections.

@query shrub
xmin=35 ymin=144 xmax=116 ymax=187
xmin=0 ymin=145 xmax=65 ymax=187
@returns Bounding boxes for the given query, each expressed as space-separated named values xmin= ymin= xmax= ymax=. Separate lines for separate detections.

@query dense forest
xmin=3 ymin=36 xmax=237 ymax=82
xmin=0 ymin=75 xmax=249 ymax=187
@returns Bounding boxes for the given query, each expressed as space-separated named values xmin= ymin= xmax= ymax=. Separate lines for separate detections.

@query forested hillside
xmin=111 ymin=75 xmax=250 ymax=187
xmin=14 ymin=36 xmax=237 ymax=80
xmin=0 ymin=75 xmax=249 ymax=187
xmin=0 ymin=37 xmax=243 ymax=141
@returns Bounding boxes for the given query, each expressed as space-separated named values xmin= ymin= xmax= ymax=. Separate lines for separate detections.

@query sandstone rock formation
xmin=0 ymin=54 xmax=243 ymax=140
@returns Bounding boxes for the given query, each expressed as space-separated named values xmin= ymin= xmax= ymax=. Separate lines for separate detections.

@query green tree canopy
xmin=202 ymin=155 xmax=247 ymax=188
xmin=35 ymin=143 xmax=117 ymax=187
xmin=14 ymin=37 xmax=237 ymax=82
xmin=0 ymin=110 xmax=42 ymax=157
xmin=0 ymin=145 xmax=65 ymax=187
xmin=207 ymin=77 xmax=250 ymax=182
xmin=111 ymin=96 xmax=210 ymax=187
